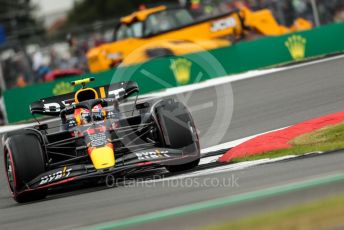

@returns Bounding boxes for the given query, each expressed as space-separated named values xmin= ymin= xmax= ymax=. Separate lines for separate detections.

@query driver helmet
xmin=74 ymin=105 xmax=106 ymax=125
xmin=92 ymin=104 xmax=107 ymax=121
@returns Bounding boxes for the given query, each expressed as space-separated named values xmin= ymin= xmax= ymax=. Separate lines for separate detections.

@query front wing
xmin=18 ymin=146 xmax=199 ymax=195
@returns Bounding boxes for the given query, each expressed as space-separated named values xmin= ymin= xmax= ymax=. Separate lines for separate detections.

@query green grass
xmin=198 ymin=194 xmax=344 ymax=230
xmin=198 ymin=122 xmax=344 ymax=230
xmin=231 ymin=122 xmax=344 ymax=163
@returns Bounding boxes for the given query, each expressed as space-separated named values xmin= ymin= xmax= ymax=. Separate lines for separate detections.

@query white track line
xmin=140 ymin=54 xmax=344 ymax=99
xmin=160 ymin=151 xmax=328 ymax=183
xmin=199 ymin=155 xmax=221 ymax=165
xmin=197 ymin=126 xmax=288 ymax=165
xmin=1 ymin=54 xmax=343 ymax=134
xmin=142 ymin=155 xmax=300 ymax=184
xmin=200 ymin=126 xmax=288 ymax=155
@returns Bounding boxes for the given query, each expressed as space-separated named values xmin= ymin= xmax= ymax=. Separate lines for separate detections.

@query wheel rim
xmin=5 ymin=150 xmax=15 ymax=191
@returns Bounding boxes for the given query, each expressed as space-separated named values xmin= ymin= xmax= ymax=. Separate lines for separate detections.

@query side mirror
xmin=108 ymin=81 xmax=139 ymax=101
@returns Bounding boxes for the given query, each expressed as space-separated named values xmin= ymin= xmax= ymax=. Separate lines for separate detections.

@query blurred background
xmin=0 ymin=0 xmax=343 ymax=125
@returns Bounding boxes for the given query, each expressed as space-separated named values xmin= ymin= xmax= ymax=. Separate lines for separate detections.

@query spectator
xmin=293 ymin=0 xmax=307 ymax=16
xmin=16 ymin=75 xmax=26 ymax=87
xmin=334 ymin=3 xmax=344 ymax=22
xmin=282 ymin=0 xmax=296 ymax=26
xmin=317 ymin=0 xmax=334 ymax=24
xmin=32 ymin=50 xmax=51 ymax=82
xmin=32 ymin=50 xmax=44 ymax=73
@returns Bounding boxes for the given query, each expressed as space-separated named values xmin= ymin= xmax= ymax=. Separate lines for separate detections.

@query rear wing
xmin=30 ymin=81 xmax=139 ymax=116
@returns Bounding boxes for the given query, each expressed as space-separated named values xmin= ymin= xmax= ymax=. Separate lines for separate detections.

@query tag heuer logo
xmin=52 ymin=82 xmax=74 ymax=96
xmin=170 ymin=58 xmax=192 ymax=85
xmin=285 ymin=35 xmax=307 ymax=60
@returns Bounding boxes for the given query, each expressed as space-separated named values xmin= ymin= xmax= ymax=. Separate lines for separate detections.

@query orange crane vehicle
xmin=87 ymin=5 xmax=312 ymax=73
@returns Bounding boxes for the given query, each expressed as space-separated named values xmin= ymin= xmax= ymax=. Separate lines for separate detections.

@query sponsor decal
xmin=43 ymin=102 xmax=61 ymax=112
xmin=39 ymin=166 xmax=72 ymax=185
xmin=41 ymin=98 xmax=75 ymax=113
xmin=170 ymin=58 xmax=192 ymax=85
xmin=108 ymin=88 xmax=125 ymax=99
xmin=89 ymin=133 xmax=107 ymax=147
xmin=136 ymin=149 xmax=170 ymax=160
xmin=52 ymin=82 xmax=75 ymax=96
xmin=285 ymin=35 xmax=307 ymax=60
xmin=210 ymin=17 xmax=236 ymax=32
xmin=83 ymin=126 xmax=108 ymax=147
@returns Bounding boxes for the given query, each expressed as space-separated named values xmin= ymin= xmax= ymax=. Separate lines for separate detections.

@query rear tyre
xmin=4 ymin=134 xmax=47 ymax=202
xmin=155 ymin=99 xmax=200 ymax=173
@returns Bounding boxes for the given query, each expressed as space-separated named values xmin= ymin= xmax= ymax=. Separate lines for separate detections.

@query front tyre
xmin=154 ymin=99 xmax=200 ymax=172
xmin=4 ymin=134 xmax=47 ymax=202
xmin=165 ymin=159 xmax=200 ymax=173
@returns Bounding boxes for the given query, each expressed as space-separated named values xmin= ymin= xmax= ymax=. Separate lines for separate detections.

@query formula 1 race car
xmin=3 ymin=78 xmax=200 ymax=202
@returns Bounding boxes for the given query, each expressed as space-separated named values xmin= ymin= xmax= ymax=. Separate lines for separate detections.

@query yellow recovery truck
xmin=87 ymin=5 xmax=312 ymax=73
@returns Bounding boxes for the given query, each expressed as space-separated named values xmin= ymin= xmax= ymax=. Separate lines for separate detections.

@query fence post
xmin=0 ymin=62 xmax=5 ymax=91
xmin=310 ymin=0 xmax=321 ymax=27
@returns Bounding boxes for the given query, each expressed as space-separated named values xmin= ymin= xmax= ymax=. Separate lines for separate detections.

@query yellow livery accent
xmin=89 ymin=146 xmax=115 ymax=169
xmin=71 ymin=78 xmax=95 ymax=86
xmin=74 ymin=88 xmax=99 ymax=103
xmin=99 ymin=87 xmax=106 ymax=98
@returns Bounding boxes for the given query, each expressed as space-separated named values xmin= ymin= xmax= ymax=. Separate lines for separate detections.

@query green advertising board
xmin=3 ymin=22 xmax=344 ymax=123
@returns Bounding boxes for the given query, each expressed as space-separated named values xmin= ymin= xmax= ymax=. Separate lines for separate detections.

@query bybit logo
xmin=285 ymin=35 xmax=307 ymax=60
xmin=170 ymin=58 xmax=192 ymax=85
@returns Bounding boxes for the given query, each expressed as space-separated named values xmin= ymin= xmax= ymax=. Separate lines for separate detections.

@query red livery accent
xmin=136 ymin=162 xmax=154 ymax=166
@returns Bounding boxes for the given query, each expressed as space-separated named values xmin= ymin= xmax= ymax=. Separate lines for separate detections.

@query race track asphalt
xmin=0 ymin=55 xmax=344 ymax=229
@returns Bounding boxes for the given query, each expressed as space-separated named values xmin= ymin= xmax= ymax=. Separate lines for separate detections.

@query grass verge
xmin=231 ymin=122 xmax=344 ymax=163
xmin=199 ymin=194 xmax=344 ymax=230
